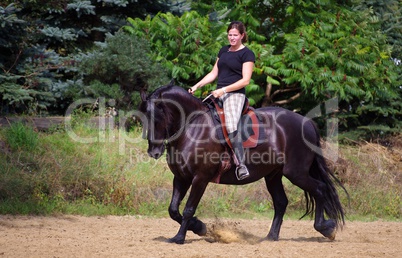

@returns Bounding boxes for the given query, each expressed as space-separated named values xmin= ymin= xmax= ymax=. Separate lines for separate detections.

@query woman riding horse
xmin=139 ymin=83 xmax=347 ymax=244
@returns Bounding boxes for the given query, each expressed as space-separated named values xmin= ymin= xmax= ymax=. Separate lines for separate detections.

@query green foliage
xmin=87 ymin=81 xmax=124 ymax=102
xmin=40 ymin=27 xmax=78 ymax=42
xmin=123 ymin=11 xmax=225 ymax=87
xmin=4 ymin=122 xmax=38 ymax=151
xmin=276 ymin=8 xmax=395 ymax=101
xmin=356 ymin=0 xmax=402 ymax=60
xmin=0 ymin=0 xmax=401 ymax=137
xmin=0 ymin=3 xmax=26 ymax=48
xmin=0 ymin=4 xmax=57 ymax=114
xmin=0 ymin=1 xmax=178 ymax=115
xmin=261 ymin=1 xmax=401 ymax=136
xmin=67 ymin=1 xmax=96 ymax=17
xmin=78 ymin=32 xmax=168 ymax=110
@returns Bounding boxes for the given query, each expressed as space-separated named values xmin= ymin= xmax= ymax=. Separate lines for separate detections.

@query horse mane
xmin=147 ymin=84 xmax=205 ymax=110
xmin=146 ymin=84 xmax=174 ymax=100
xmin=148 ymin=84 xmax=186 ymax=97
xmin=144 ymin=84 xmax=206 ymax=133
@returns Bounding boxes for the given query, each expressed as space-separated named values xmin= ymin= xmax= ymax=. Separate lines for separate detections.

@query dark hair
xmin=227 ymin=21 xmax=248 ymax=43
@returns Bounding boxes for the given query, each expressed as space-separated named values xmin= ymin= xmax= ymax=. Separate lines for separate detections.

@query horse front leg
xmin=168 ymin=176 xmax=191 ymax=225
xmin=168 ymin=176 xmax=208 ymax=244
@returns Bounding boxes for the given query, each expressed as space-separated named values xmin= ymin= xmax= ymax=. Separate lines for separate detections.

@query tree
xmin=356 ymin=0 xmax=402 ymax=60
xmin=123 ymin=11 xmax=224 ymax=94
xmin=0 ymin=0 xmax=179 ymax=115
xmin=77 ymin=32 xmax=168 ymax=110
xmin=0 ymin=3 xmax=55 ymax=114
xmin=188 ymin=0 xmax=401 ymax=137
xmin=264 ymin=2 xmax=401 ymax=135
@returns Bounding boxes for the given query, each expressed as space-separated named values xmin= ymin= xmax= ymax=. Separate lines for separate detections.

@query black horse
xmin=139 ymin=82 xmax=347 ymax=244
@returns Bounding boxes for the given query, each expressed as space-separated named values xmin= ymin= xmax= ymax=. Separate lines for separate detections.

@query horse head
xmin=139 ymin=81 xmax=194 ymax=159
xmin=139 ymin=91 xmax=168 ymax=159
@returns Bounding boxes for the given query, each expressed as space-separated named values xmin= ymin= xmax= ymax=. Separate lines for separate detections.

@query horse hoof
xmin=326 ymin=230 xmax=336 ymax=241
xmin=192 ymin=221 xmax=207 ymax=236
xmin=265 ymin=233 xmax=279 ymax=241
xmin=320 ymin=228 xmax=336 ymax=240
xmin=315 ymin=220 xmax=336 ymax=240
xmin=168 ymin=236 xmax=185 ymax=244
xmin=260 ymin=236 xmax=278 ymax=242
xmin=318 ymin=225 xmax=336 ymax=240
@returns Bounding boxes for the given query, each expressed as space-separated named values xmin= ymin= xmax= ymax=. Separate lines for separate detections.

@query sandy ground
xmin=0 ymin=215 xmax=401 ymax=258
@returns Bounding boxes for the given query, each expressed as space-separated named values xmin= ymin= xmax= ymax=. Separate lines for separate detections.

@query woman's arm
xmin=189 ymin=59 xmax=219 ymax=93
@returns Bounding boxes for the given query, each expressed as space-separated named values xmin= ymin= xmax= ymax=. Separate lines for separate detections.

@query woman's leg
xmin=221 ymin=93 xmax=249 ymax=180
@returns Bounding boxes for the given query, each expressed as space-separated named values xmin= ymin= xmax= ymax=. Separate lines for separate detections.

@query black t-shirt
xmin=217 ymin=45 xmax=255 ymax=94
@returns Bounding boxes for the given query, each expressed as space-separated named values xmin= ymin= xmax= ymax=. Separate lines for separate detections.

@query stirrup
xmin=235 ymin=164 xmax=250 ymax=180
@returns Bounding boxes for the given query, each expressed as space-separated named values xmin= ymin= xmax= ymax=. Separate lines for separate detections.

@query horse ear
xmin=140 ymin=90 xmax=147 ymax=101
xmin=169 ymin=79 xmax=175 ymax=86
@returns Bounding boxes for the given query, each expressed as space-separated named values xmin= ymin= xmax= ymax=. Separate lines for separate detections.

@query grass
xmin=333 ymin=141 xmax=402 ymax=220
xmin=0 ymin=121 xmax=401 ymax=222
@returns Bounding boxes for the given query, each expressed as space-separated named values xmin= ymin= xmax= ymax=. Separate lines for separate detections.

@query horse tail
xmin=301 ymin=124 xmax=348 ymax=229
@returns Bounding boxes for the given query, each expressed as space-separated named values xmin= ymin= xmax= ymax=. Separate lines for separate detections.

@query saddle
xmin=203 ymin=96 xmax=265 ymax=184
xmin=205 ymin=96 xmax=263 ymax=149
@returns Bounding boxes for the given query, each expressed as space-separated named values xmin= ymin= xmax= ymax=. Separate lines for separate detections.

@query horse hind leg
xmin=264 ymin=172 xmax=288 ymax=241
xmin=283 ymin=166 xmax=338 ymax=240
xmin=309 ymin=182 xmax=338 ymax=240
xmin=310 ymin=156 xmax=345 ymax=240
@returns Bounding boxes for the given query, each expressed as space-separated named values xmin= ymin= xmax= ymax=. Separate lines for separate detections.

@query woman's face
xmin=227 ymin=28 xmax=243 ymax=47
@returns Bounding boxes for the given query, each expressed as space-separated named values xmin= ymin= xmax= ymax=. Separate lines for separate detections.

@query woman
xmin=189 ymin=21 xmax=255 ymax=180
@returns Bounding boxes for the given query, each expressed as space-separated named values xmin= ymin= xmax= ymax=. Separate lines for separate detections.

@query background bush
xmin=0 ymin=123 xmax=400 ymax=220
xmin=1 ymin=1 xmax=401 ymax=139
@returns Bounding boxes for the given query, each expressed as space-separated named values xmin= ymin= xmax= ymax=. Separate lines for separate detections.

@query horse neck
xmin=164 ymin=95 xmax=207 ymax=139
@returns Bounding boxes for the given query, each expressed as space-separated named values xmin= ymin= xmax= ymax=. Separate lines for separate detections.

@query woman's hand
xmin=212 ymin=88 xmax=226 ymax=98
xmin=188 ymin=86 xmax=197 ymax=94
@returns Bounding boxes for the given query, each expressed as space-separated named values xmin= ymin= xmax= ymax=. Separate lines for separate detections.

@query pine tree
xmin=0 ymin=0 xmax=179 ymax=115
xmin=78 ymin=32 xmax=168 ymax=110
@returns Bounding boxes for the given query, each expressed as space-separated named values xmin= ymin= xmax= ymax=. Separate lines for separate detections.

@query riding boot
xmin=228 ymin=131 xmax=250 ymax=180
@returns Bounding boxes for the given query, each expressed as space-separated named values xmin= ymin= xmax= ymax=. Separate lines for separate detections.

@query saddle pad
xmin=238 ymin=109 xmax=260 ymax=148
xmin=211 ymin=99 xmax=262 ymax=149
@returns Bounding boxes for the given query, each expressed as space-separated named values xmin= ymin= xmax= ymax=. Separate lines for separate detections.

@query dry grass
xmin=0 ymin=124 xmax=400 ymax=219
xmin=327 ymin=135 xmax=402 ymax=219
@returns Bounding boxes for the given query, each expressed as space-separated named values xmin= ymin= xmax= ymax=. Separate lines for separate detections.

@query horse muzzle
xmin=147 ymin=144 xmax=165 ymax=159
